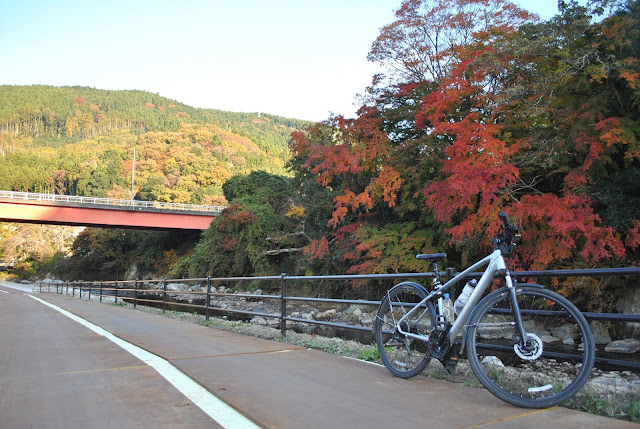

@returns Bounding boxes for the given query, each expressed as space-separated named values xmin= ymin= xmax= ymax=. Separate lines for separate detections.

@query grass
xmin=566 ymin=388 xmax=640 ymax=422
xmin=628 ymin=400 xmax=640 ymax=422
xmin=359 ymin=344 xmax=381 ymax=362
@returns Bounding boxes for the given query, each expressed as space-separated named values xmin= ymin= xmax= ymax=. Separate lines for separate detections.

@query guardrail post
xmin=48 ymin=282 xmax=51 ymax=293
xmin=280 ymin=273 xmax=287 ymax=337
xmin=446 ymin=267 xmax=456 ymax=300
xmin=205 ymin=276 xmax=211 ymax=321
xmin=133 ymin=279 xmax=138 ymax=309
xmin=114 ymin=281 xmax=118 ymax=304
xmin=162 ymin=279 xmax=167 ymax=314
xmin=88 ymin=282 xmax=91 ymax=301
xmin=99 ymin=282 xmax=103 ymax=302
xmin=446 ymin=267 xmax=455 ymax=281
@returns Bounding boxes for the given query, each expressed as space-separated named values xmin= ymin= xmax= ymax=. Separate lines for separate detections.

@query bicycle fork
xmin=455 ymin=253 xmax=531 ymax=355
xmin=504 ymin=271 xmax=533 ymax=350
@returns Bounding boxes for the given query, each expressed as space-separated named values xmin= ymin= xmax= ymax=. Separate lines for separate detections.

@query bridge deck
xmin=0 ymin=199 xmax=215 ymax=230
xmin=1 ymin=282 xmax=635 ymax=428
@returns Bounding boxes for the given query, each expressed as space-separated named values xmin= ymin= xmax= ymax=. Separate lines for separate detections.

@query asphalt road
xmin=1 ymin=282 xmax=637 ymax=428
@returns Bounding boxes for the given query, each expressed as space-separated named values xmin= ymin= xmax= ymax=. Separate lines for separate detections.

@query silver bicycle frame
xmin=396 ymin=249 xmax=513 ymax=344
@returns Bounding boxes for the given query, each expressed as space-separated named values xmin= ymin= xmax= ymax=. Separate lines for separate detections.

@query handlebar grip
xmin=498 ymin=211 xmax=510 ymax=226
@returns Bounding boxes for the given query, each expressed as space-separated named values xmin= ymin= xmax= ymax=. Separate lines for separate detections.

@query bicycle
xmin=374 ymin=212 xmax=595 ymax=408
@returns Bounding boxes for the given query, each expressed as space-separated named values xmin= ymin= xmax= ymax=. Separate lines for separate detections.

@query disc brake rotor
xmin=514 ymin=333 xmax=543 ymax=360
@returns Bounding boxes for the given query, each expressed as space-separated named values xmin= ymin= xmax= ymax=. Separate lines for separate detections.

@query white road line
xmin=27 ymin=294 xmax=260 ymax=429
xmin=341 ymin=355 xmax=385 ymax=367
xmin=0 ymin=290 xmax=9 ymax=294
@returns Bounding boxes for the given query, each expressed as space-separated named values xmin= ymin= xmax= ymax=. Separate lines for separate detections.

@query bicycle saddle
xmin=416 ymin=253 xmax=447 ymax=261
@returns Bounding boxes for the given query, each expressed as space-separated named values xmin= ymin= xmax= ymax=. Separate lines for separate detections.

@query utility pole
xmin=131 ymin=147 xmax=136 ymax=203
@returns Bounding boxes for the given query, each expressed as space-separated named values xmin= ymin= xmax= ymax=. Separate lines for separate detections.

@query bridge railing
xmin=34 ymin=267 xmax=640 ymax=371
xmin=0 ymin=190 xmax=226 ymax=214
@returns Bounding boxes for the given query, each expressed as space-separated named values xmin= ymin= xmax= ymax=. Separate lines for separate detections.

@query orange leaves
xmin=290 ymin=128 xmax=364 ymax=187
xmin=507 ymin=194 xmax=625 ymax=269
xmin=310 ymin=145 xmax=364 ymax=187
xmin=419 ymin=53 xmax=520 ymax=232
xmin=595 ymin=117 xmax=635 ymax=147
xmin=375 ymin=166 xmax=402 ymax=206
xmin=328 ymin=167 xmax=402 ymax=227
xmin=626 ymin=221 xmax=640 ymax=250
xmin=216 ymin=204 xmax=257 ymax=230
xmin=305 ymin=236 xmax=330 ymax=261
xmin=619 ymin=70 xmax=639 ymax=89
xmin=291 ymin=115 xmax=403 ymax=229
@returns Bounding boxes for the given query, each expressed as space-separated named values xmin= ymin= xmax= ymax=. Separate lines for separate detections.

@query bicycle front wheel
xmin=375 ymin=282 xmax=435 ymax=378
xmin=466 ymin=285 xmax=595 ymax=408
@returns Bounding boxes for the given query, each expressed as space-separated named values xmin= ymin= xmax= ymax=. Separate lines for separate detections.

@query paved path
xmin=1 ymin=282 xmax=637 ymax=428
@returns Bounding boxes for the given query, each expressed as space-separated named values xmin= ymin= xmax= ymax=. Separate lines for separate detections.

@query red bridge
xmin=0 ymin=191 xmax=224 ymax=230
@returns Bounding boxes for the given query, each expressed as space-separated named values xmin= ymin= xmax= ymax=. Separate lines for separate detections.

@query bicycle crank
xmin=427 ymin=328 xmax=450 ymax=359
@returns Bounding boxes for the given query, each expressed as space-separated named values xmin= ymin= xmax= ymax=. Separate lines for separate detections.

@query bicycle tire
xmin=375 ymin=282 xmax=435 ymax=378
xmin=466 ymin=285 xmax=595 ymax=408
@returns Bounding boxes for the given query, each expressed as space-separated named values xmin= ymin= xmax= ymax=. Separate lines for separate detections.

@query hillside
xmin=0 ymin=85 xmax=310 ymax=204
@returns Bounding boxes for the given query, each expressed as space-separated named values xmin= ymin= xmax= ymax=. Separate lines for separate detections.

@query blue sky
xmin=1 ymin=0 xmax=573 ymax=121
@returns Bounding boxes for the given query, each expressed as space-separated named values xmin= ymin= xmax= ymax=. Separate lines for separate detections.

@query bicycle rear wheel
xmin=466 ymin=285 xmax=595 ymax=408
xmin=375 ymin=282 xmax=435 ymax=378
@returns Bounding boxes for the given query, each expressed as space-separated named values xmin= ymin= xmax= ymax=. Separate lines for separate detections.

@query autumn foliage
xmin=290 ymin=0 xmax=640 ymax=289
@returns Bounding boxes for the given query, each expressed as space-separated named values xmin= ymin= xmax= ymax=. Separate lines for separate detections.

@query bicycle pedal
xmin=441 ymin=356 xmax=459 ymax=375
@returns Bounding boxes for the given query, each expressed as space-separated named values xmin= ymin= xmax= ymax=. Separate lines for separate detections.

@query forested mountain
xmin=0 ymin=85 xmax=309 ymax=280
xmin=0 ymin=85 xmax=308 ymax=202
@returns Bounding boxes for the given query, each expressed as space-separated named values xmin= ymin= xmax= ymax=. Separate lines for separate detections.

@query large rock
xmin=617 ymin=286 xmax=640 ymax=337
xmin=605 ymin=338 xmax=640 ymax=354
xmin=589 ymin=320 xmax=612 ymax=345
xmin=316 ymin=309 xmax=337 ymax=321
xmin=166 ymin=282 xmax=189 ymax=291
xmin=550 ymin=323 xmax=580 ymax=341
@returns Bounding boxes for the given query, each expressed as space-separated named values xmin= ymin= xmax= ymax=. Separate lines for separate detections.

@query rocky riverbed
xmin=171 ymin=282 xmax=640 ymax=353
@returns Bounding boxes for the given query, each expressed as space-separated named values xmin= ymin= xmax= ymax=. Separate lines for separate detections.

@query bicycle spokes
xmin=467 ymin=286 xmax=594 ymax=408
xmin=375 ymin=283 xmax=435 ymax=378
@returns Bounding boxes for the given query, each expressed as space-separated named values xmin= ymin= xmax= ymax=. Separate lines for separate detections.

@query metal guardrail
xmin=34 ymin=267 xmax=640 ymax=370
xmin=0 ymin=190 xmax=226 ymax=214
